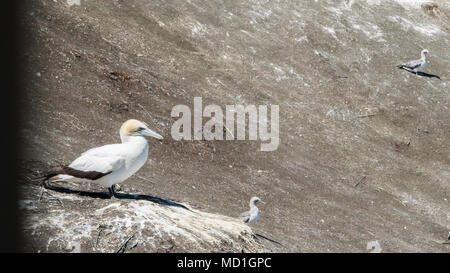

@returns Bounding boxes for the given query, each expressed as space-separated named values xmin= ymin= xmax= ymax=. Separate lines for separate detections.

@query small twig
xmin=136 ymin=175 xmax=153 ymax=184
xmin=45 ymin=191 xmax=64 ymax=207
xmin=222 ymin=123 xmax=234 ymax=139
xmin=39 ymin=184 xmax=64 ymax=207
xmin=116 ymin=234 xmax=136 ymax=253
xmin=354 ymin=176 xmax=367 ymax=187
xmin=137 ymin=103 xmax=152 ymax=121
xmin=210 ymin=116 xmax=234 ymax=139
xmin=128 ymin=242 xmax=139 ymax=251
xmin=95 ymin=227 xmax=104 ymax=248
xmin=417 ymin=128 xmax=430 ymax=134
xmin=358 ymin=114 xmax=376 ymax=118
xmin=39 ymin=185 xmax=45 ymax=201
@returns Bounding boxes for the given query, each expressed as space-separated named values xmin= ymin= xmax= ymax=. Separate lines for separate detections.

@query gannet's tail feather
xmin=46 ymin=166 xmax=111 ymax=181
xmin=397 ymin=64 xmax=413 ymax=72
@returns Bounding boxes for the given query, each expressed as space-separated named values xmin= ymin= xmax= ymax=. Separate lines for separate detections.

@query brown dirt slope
xmin=20 ymin=0 xmax=449 ymax=252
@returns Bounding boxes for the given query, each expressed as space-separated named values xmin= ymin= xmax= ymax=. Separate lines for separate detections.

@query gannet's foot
xmin=108 ymin=185 xmax=120 ymax=199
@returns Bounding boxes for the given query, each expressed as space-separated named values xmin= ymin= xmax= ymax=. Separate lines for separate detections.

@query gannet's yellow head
xmin=120 ymin=119 xmax=163 ymax=141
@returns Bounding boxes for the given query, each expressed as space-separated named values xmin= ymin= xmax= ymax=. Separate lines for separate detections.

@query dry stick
xmin=116 ymin=234 xmax=136 ymax=253
xmin=137 ymin=103 xmax=152 ymax=121
xmin=358 ymin=114 xmax=376 ymax=118
xmin=95 ymin=227 xmax=103 ymax=248
xmin=222 ymin=123 xmax=234 ymax=139
xmin=24 ymin=175 xmax=33 ymax=181
xmin=39 ymin=185 xmax=45 ymax=201
xmin=39 ymin=184 xmax=64 ymax=207
xmin=128 ymin=241 xmax=139 ymax=251
xmin=211 ymin=116 xmax=234 ymax=139
xmin=354 ymin=176 xmax=367 ymax=187
xmin=136 ymin=174 xmax=153 ymax=184
xmin=40 ymin=181 xmax=64 ymax=207
xmin=45 ymin=191 xmax=64 ymax=207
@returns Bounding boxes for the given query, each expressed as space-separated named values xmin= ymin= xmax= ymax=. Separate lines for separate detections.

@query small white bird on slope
xmin=239 ymin=197 xmax=263 ymax=224
xmin=43 ymin=119 xmax=163 ymax=198
xmin=397 ymin=49 xmax=429 ymax=74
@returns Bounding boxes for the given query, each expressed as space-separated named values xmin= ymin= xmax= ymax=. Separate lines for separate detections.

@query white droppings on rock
xmin=66 ymin=0 xmax=81 ymax=7
xmin=352 ymin=22 xmax=385 ymax=42
xmin=367 ymin=0 xmax=430 ymax=8
xmin=388 ymin=16 xmax=441 ymax=36
xmin=190 ymin=22 xmax=208 ymax=36
xmin=23 ymin=199 xmax=267 ymax=253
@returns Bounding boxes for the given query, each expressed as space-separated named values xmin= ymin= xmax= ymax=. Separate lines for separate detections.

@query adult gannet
xmin=43 ymin=119 xmax=163 ymax=198
xmin=239 ymin=197 xmax=263 ymax=224
xmin=397 ymin=49 xmax=429 ymax=74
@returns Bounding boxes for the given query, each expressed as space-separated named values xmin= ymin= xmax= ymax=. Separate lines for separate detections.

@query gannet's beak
xmin=260 ymin=200 xmax=265 ymax=204
xmin=142 ymin=128 xmax=163 ymax=140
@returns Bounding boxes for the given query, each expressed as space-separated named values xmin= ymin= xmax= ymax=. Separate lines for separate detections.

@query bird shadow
xmin=416 ymin=71 xmax=441 ymax=79
xmin=253 ymin=233 xmax=284 ymax=247
xmin=43 ymin=182 xmax=190 ymax=210
xmin=400 ymin=68 xmax=441 ymax=79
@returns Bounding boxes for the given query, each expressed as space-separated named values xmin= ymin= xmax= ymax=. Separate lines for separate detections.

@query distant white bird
xmin=239 ymin=197 xmax=263 ymax=224
xmin=43 ymin=119 xmax=163 ymax=198
xmin=397 ymin=49 xmax=429 ymax=74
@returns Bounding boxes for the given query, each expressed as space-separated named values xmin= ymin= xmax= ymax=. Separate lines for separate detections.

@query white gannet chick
xmin=397 ymin=49 xmax=429 ymax=74
xmin=239 ymin=197 xmax=263 ymax=224
xmin=44 ymin=119 xmax=163 ymax=198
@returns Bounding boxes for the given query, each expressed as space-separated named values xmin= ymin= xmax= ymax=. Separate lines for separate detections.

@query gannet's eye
xmin=136 ymin=126 xmax=145 ymax=132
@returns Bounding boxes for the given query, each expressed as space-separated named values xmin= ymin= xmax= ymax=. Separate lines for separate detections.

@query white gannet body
xmin=397 ymin=49 xmax=429 ymax=74
xmin=239 ymin=197 xmax=263 ymax=224
xmin=45 ymin=119 xmax=163 ymax=197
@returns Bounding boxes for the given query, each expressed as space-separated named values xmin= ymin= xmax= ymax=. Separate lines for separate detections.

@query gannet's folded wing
xmin=69 ymin=154 xmax=125 ymax=174
xmin=46 ymin=154 xmax=125 ymax=181
xmin=397 ymin=59 xmax=422 ymax=70
xmin=238 ymin=211 xmax=251 ymax=223
xmin=80 ymin=143 xmax=123 ymax=157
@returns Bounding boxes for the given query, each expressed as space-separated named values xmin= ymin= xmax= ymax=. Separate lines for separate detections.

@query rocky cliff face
xmin=20 ymin=182 xmax=272 ymax=252
xmin=20 ymin=0 xmax=449 ymax=252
